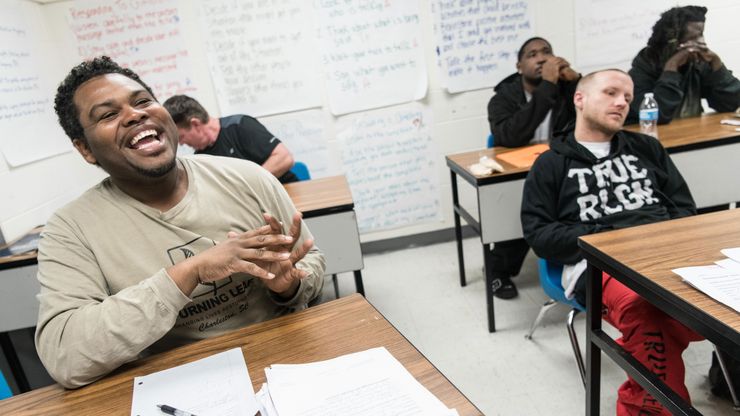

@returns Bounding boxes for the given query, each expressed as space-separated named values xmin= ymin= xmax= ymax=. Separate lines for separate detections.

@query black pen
xmin=157 ymin=404 xmax=198 ymax=416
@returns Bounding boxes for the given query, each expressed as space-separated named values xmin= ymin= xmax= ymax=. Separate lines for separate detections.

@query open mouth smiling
xmin=128 ymin=129 xmax=161 ymax=150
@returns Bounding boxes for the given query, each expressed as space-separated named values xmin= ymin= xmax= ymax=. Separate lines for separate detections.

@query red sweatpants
xmin=601 ymin=273 xmax=704 ymax=415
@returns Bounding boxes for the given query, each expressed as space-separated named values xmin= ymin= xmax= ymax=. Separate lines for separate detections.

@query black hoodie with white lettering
xmin=521 ymin=129 xmax=696 ymax=265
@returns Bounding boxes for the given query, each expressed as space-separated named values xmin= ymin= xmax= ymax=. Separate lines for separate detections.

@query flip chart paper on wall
xmin=66 ymin=0 xmax=197 ymax=101
xmin=0 ymin=1 xmax=70 ymax=167
xmin=316 ymin=0 xmax=428 ymax=116
xmin=259 ymin=110 xmax=335 ymax=179
xmin=574 ymin=0 xmax=673 ymax=73
xmin=338 ymin=103 xmax=441 ymax=233
xmin=433 ymin=0 xmax=534 ymax=94
xmin=199 ymin=0 xmax=321 ymax=117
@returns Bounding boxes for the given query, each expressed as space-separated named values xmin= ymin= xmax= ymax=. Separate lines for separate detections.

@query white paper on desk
xmin=715 ymin=258 xmax=740 ymax=273
xmin=721 ymin=247 xmax=740 ymax=262
xmin=130 ymin=348 xmax=258 ymax=416
xmin=264 ymin=347 xmax=457 ymax=416
xmin=672 ymin=265 xmax=740 ymax=313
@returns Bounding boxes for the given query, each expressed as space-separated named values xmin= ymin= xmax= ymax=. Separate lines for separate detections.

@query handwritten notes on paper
xmin=66 ymin=0 xmax=196 ymax=100
xmin=0 ymin=1 xmax=70 ymax=167
xmin=262 ymin=348 xmax=457 ymax=416
xmin=434 ymin=0 xmax=534 ymax=93
xmin=316 ymin=0 xmax=427 ymax=115
xmin=199 ymin=0 xmax=321 ymax=117
xmin=338 ymin=103 xmax=441 ymax=233
xmin=130 ymin=348 xmax=259 ymax=416
xmin=260 ymin=110 xmax=334 ymax=179
xmin=575 ymin=0 xmax=673 ymax=72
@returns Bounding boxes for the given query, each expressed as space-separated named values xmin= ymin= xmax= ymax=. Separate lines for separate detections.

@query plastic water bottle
xmin=639 ymin=93 xmax=659 ymax=139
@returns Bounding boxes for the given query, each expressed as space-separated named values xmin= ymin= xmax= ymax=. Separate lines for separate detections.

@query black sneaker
xmin=492 ymin=276 xmax=518 ymax=299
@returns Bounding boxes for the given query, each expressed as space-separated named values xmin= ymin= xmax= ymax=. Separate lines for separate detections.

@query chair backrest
xmin=290 ymin=161 xmax=311 ymax=181
xmin=0 ymin=370 xmax=12 ymax=400
xmin=486 ymin=133 xmax=494 ymax=148
xmin=537 ymin=258 xmax=585 ymax=311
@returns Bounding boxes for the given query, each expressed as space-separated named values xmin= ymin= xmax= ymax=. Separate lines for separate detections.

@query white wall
xmin=1 ymin=0 xmax=738 ymax=242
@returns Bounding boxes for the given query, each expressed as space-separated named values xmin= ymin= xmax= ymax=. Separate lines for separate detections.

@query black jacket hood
xmin=494 ymin=72 xmax=521 ymax=92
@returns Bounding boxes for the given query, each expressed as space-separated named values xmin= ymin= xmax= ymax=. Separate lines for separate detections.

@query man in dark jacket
xmin=484 ymin=37 xmax=580 ymax=298
xmin=627 ymin=5 xmax=740 ymax=124
xmin=522 ymin=69 xmax=702 ymax=415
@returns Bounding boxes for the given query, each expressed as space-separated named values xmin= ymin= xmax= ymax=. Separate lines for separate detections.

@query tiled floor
xmin=324 ymin=236 xmax=735 ymax=415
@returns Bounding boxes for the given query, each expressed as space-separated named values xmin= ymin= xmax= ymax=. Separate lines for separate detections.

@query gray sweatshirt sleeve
xmin=34 ymin=216 xmax=192 ymax=388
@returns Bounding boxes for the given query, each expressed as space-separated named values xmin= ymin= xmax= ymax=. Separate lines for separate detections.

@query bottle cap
xmin=645 ymin=92 xmax=654 ymax=98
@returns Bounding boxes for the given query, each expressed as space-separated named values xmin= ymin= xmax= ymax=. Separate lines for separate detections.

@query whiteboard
xmin=433 ymin=0 xmax=535 ymax=93
xmin=575 ymin=0 xmax=674 ymax=73
xmin=337 ymin=103 xmax=442 ymax=233
xmin=65 ymin=0 xmax=198 ymax=101
xmin=199 ymin=0 xmax=321 ymax=117
xmin=0 ymin=0 xmax=70 ymax=167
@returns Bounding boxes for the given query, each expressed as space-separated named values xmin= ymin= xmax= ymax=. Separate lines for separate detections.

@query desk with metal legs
xmin=0 ymin=245 xmax=40 ymax=394
xmin=579 ymin=209 xmax=740 ymax=415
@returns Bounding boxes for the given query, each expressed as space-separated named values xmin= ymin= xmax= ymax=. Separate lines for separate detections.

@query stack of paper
xmin=257 ymin=347 xmax=458 ymax=416
xmin=672 ymin=247 xmax=740 ymax=313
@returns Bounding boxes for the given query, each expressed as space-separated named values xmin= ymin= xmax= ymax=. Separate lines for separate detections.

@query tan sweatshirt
xmin=35 ymin=155 xmax=325 ymax=388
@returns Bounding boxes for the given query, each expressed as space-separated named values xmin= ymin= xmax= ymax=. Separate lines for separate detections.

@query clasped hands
xmin=541 ymin=56 xmax=580 ymax=84
xmin=171 ymin=212 xmax=313 ymax=298
xmin=665 ymin=39 xmax=721 ymax=72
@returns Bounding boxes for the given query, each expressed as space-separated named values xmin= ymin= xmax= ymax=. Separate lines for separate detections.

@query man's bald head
xmin=576 ymin=69 xmax=630 ymax=94
xmin=573 ymin=69 xmax=634 ymax=140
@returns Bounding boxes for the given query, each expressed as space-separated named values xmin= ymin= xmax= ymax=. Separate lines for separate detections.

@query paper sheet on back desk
xmin=721 ymin=247 xmax=740 ymax=263
xmin=130 ymin=348 xmax=259 ymax=416
xmin=672 ymin=265 xmax=740 ymax=313
xmin=263 ymin=347 xmax=457 ymax=416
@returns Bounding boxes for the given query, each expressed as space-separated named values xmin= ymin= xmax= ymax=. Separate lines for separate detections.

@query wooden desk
xmin=626 ymin=112 xmax=740 ymax=207
xmin=579 ymin=209 xmax=740 ymax=415
xmin=284 ymin=175 xmax=365 ymax=295
xmin=445 ymin=112 xmax=740 ymax=333
xmin=0 ymin=295 xmax=482 ymax=415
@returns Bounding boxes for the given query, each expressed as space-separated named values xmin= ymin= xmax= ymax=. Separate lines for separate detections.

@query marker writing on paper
xmin=157 ymin=404 xmax=198 ymax=416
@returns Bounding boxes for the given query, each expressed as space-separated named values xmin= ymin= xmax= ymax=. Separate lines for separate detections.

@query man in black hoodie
xmin=627 ymin=5 xmax=740 ymax=124
xmin=522 ymin=69 xmax=702 ymax=415
xmin=484 ymin=37 xmax=580 ymax=299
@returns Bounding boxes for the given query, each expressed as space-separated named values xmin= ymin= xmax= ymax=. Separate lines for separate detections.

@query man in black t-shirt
xmin=163 ymin=95 xmax=298 ymax=183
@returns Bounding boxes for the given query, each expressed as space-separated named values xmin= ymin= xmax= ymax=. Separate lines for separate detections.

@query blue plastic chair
xmin=525 ymin=259 xmax=586 ymax=387
xmin=290 ymin=161 xmax=311 ymax=181
xmin=0 ymin=370 xmax=12 ymax=400
xmin=486 ymin=133 xmax=494 ymax=148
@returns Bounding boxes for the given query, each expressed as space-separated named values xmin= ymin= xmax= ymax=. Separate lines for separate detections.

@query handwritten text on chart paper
xmin=199 ymin=0 xmax=321 ymax=116
xmin=435 ymin=0 xmax=534 ymax=93
xmin=339 ymin=104 xmax=442 ymax=232
xmin=66 ymin=0 xmax=197 ymax=100
xmin=316 ymin=0 xmax=427 ymax=115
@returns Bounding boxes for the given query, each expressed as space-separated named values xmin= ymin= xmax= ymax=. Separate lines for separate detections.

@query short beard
xmin=134 ymin=157 xmax=177 ymax=178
